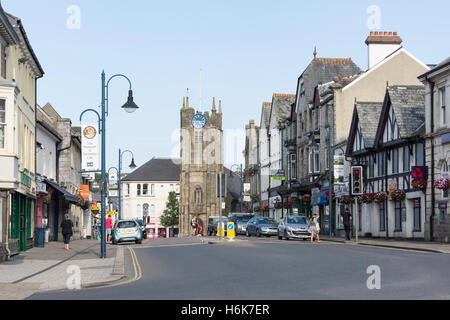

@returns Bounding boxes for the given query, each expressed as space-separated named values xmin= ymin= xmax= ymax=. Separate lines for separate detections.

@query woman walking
xmin=309 ymin=214 xmax=322 ymax=243
xmin=61 ymin=214 xmax=74 ymax=250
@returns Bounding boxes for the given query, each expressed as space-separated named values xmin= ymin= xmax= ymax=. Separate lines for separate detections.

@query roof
xmin=355 ymin=102 xmax=383 ymax=148
xmin=269 ymin=94 xmax=295 ymax=130
xmin=260 ymin=102 xmax=272 ymax=130
xmin=0 ymin=3 xmax=19 ymax=44
xmin=299 ymin=57 xmax=362 ymax=103
xmin=419 ymin=56 xmax=450 ymax=80
xmin=122 ymin=158 xmax=181 ymax=182
xmin=387 ymin=85 xmax=425 ymax=138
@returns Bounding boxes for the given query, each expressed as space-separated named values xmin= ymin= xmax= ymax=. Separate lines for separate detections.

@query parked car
xmin=228 ymin=213 xmax=254 ymax=235
xmin=112 ymin=219 xmax=143 ymax=245
xmin=136 ymin=219 xmax=147 ymax=239
xmin=246 ymin=217 xmax=278 ymax=237
xmin=207 ymin=216 xmax=229 ymax=236
xmin=278 ymin=215 xmax=311 ymax=240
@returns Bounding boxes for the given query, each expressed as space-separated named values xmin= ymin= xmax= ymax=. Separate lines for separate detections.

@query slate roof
xmin=122 ymin=158 xmax=181 ymax=182
xmin=269 ymin=94 xmax=296 ymax=129
xmin=260 ymin=102 xmax=272 ymax=130
xmin=300 ymin=58 xmax=362 ymax=103
xmin=355 ymin=102 xmax=383 ymax=148
xmin=419 ymin=56 xmax=450 ymax=79
xmin=387 ymin=85 xmax=425 ymax=138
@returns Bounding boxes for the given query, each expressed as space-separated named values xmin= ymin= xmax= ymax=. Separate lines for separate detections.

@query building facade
xmin=419 ymin=57 xmax=450 ymax=242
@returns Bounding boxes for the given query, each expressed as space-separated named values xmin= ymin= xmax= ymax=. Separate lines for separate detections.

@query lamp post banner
xmin=81 ymin=123 xmax=99 ymax=171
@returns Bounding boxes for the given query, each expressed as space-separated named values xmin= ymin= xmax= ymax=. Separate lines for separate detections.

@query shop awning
xmin=44 ymin=179 xmax=78 ymax=203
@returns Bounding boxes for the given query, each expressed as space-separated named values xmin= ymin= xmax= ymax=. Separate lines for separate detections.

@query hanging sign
xmin=81 ymin=124 xmax=99 ymax=171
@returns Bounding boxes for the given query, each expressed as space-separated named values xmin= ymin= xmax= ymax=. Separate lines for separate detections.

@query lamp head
xmin=129 ymin=158 xmax=137 ymax=169
xmin=121 ymin=90 xmax=139 ymax=113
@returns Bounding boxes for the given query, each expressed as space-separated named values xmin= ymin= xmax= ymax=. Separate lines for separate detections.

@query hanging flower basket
xmin=412 ymin=178 xmax=427 ymax=191
xmin=390 ymin=189 xmax=406 ymax=202
xmin=374 ymin=191 xmax=387 ymax=203
xmin=302 ymin=194 xmax=311 ymax=203
xmin=253 ymin=206 xmax=260 ymax=212
xmin=248 ymin=208 xmax=254 ymax=213
xmin=262 ymin=205 xmax=269 ymax=211
xmin=339 ymin=195 xmax=353 ymax=205
xmin=288 ymin=196 xmax=299 ymax=205
xmin=361 ymin=193 xmax=375 ymax=204
xmin=324 ymin=192 xmax=336 ymax=202
xmin=274 ymin=202 xmax=282 ymax=209
xmin=357 ymin=196 xmax=363 ymax=205
xmin=283 ymin=202 xmax=290 ymax=209
xmin=434 ymin=178 xmax=449 ymax=190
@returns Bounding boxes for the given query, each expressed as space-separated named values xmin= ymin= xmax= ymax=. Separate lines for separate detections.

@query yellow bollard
xmin=217 ymin=222 xmax=225 ymax=237
xmin=227 ymin=222 xmax=235 ymax=239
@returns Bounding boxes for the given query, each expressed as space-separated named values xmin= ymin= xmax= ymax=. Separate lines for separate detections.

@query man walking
xmin=341 ymin=208 xmax=353 ymax=241
xmin=105 ymin=215 xmax=113 ymax=242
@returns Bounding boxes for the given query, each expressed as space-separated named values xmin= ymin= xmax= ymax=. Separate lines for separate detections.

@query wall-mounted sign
xmin=81 ymin=124 xmax=99 ymax=171
xmin=411 ymin=166 xmax=428 ymax=180
xmin=334 ymin=155 xmax=345 ymax=183
xmin=270 ymin=169 xmax=286 ymax=181
xmin=109 ymin=172 xmax=117 ymax=186
xmin=79 ymin=185 xmax=89 ymax=199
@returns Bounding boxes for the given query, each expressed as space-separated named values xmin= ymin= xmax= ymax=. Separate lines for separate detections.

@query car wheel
xmin=284 ymin=230 xmax=289 ymax=240
xmin=112 ymin=238 xmax=117 ymax=245
xmin=256 ymin=229 xmax=261 ymax=237
xmin=303 ymin=238 xmax=307 ymax=241
xmin=277 ymin=231 xmax=282 ymax=240
xmin=246 ymin=230 xmax=250 ymax=237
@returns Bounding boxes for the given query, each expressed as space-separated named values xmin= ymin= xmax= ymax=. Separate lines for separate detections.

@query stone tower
xmin=179 ymin=96 xmax=224 ymax=236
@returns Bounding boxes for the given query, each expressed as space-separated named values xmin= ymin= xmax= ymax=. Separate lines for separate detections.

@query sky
xmin=2 ymin=0 xmax=449 ymax=171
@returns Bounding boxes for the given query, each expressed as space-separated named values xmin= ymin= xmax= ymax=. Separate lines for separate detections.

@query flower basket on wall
xmin=390 ymin=189 xmax=406 ymax=202
xmin=324 ymin=192 xmax=336 ymax=202
xmin=412 ymin=178 xmax=427 ymax=191
xmin=374 ymin=192 xmax=387 ymax=203
xmin=302 ymin=194 xmax=311 ymax=203
xmin=361 ymin=193 xmax=375 ymax=204
xmin=434 ymin=178 xmax=449 ymax=190
xmin=339 ymin=195 xmax=353 ymax=205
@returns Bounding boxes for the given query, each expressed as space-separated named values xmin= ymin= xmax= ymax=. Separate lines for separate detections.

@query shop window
xmin=439 ymin=203 xmax=447 ymax=224
xmin=379 ymin=202 xmax=385 ymax=232
xmin=414 ymin=199 xmax=422 ymax=231
xmin=394 ymin=201 xmax=403 ymax=232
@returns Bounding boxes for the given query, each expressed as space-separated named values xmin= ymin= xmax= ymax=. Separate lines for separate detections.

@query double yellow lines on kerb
xmin=128 ymin=247 xmax=142 ymax=283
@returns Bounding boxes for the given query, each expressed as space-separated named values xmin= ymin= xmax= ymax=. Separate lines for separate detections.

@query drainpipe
xmin=429 ymin=79 xmax=435 ymax=241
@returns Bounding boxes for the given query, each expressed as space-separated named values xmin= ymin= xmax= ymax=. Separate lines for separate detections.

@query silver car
xmin=246 ymin=217 xmax=279 ymax=237
xmin=278 ymin=216 xmax=311 ymax=240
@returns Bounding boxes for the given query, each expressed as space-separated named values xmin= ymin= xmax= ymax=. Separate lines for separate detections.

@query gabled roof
xmin=0 ymin=3 xmax=19 ymax=44
xmin=260 ymin=102 xmax=272 ymax=130
xmin=122 ymin=158 xmax=181 ymax=182
xmin=419 ymin=56 xmax=450 ymax=80
xmin=269 ymin=94 xmax=295 ymax=131
xmin=346 ymin=102 xmax=383 ymax=156
xmin=298 ymin=57 xmax=362 ymax=104
xmin=374 ymin=85 xmax=425 ymax=147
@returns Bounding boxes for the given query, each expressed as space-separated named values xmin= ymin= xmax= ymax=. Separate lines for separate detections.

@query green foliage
xmin=160 ymin=191 xmax=179 ymax=228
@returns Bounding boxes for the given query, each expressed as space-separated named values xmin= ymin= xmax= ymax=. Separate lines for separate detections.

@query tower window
xmin=194 ymin=187 xmax=203 ymax=205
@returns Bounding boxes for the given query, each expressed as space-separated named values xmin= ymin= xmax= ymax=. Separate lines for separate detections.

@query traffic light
xmin=351 ymin=166 xmax=363 ymax=195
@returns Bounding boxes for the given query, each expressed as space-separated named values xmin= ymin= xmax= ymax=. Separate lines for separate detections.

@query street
xmin=27 ymin=237 xmax=450 ymax=300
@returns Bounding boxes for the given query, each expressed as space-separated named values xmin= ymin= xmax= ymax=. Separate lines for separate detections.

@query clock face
xmin=191 ymin=113 xmax=207 ymax=129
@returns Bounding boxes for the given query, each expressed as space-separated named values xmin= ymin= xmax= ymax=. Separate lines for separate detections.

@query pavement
xmin=319 ymin=235 xmax=450 ymax=253
xmin=0 ymin=239 xmax=125 ymax=300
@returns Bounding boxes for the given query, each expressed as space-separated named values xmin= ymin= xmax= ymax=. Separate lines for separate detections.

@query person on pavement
xmin=191 ymin=215 xmax=197 ymax=236
xmin=341 ymin=208 xmax=353 ymax=241
xmin=105 ymin=215 xmax=113 ymax=242
xmin=61 ymin=214 xmax=73 ymax=251
xmin=196 ymin=217 xmax=203 ymax=236
xmin=309 ymin=214 xmax=322 ymax=243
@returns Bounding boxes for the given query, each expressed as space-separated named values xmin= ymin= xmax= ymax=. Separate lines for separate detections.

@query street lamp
xmin=118 ymin=149 xmax=136 ymax=220
xmin=80 ymin=71 xmax=139 ymax=259
xmin=230 ymin=164 xmax=243 ymax=213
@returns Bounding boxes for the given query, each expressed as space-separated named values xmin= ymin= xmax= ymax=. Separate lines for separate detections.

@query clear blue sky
xmin=3 ymin=0 xmax=449 ymax=170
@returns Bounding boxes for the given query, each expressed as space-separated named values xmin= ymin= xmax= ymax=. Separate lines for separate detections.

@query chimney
xmin=365 ymin=31 xmax=402 ymax=69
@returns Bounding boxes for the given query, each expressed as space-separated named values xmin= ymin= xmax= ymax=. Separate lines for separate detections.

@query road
xmin=27 ymin=236 xmax=450 ymax=300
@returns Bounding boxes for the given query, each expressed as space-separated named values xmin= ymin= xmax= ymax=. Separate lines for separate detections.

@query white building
xmin=258 ymin=102 xmax=271 ymax=217
xmin=121 ymin=158 xmax=180 ymax=238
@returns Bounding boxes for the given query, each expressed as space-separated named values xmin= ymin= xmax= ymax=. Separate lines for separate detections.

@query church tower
xmin=179 ymin=96 xmax=223 ymax=236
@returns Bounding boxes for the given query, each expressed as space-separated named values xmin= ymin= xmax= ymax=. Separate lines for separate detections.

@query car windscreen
xmin=118 ymin=221 xmax=137 ymax=228
xmin=287 ymin=217 xmax=307 ymax=224
xmin=258 ymin=218 xmax=276 ymax=224
xmin=236 ymin=215 xmax=253 ymax=222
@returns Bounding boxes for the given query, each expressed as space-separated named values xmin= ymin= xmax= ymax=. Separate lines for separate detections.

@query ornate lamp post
xmin=118 ymin=149 xmax=136 ymax=220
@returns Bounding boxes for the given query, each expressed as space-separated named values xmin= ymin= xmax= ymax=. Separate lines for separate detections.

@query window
xmin=290 ymin=153 xmax=297 ymax=180
xmin=394 ymin=201 xmax=403 ymax=231
xmin=300 ymin=79 xmax=305 ymax=96
xmin=194 ymin=187 xmax=203 ymax=205
xmin=151 ymin=184 xmax=155 ymax=196
xmin=369 ymin=155 xmax=374 ymax=178
xmin=137 ymin=204 xmax=142 ymax=218
xmin=127 ymin=184 xmax=130 ymax=195
xmin=378 ymin=152 xmax=385 ymax=176
xmin=416 ymin=143 xmax=425 ymax=166
xmin=439 ymin=203 xmax=447 ymax=224
xmin=137 ymin=184 xmax=141 ymax=196
xmin=309 ymin=148 xmax=320 ymax=174
xmin=442 ymin=161 xmax=448 ymax=200
xmin=0 ymin=99 xmax=5 ymax=148
xmin=143 ymin=184 xmax=148 ymax=195
xmin=314 ymin=151 xmax=320 ymax=173
xmin=403 ymin=146 xmax=410 ymax=172
xmin=143 ymin=203 xmax=149 ymax=216
xmin=440 ymin=87 xmax=446 ymax=126
xmin=414 ymin=199 xmax=422 ymax=231
xmin=379 ymin=202 xmax=385 ymax=232
xmin=392 ymin=148 xmax=399 ymax=174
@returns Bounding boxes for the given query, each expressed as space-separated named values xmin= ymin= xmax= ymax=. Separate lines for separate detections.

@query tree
xmin=160 ymin=191 xmax=179 ymax=228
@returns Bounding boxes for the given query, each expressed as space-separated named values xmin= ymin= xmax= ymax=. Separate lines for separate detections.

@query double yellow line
xmin=128 ymin=247 xmax=142 ymax=282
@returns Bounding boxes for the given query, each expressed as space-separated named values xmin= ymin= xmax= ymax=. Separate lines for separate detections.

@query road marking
xmin=132 ymin=243 xmax=207 ymax=249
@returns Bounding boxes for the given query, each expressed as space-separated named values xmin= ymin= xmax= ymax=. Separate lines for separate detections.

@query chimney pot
xmin=389 ymin=32 xmax=392 ymax=36
xmin=384 ymin=32 xmax=388 ymax=36
xmin=370 ymin=31 xmax=374 ymax=36
xmin=394 ymin=32 xmax=397 ymax=36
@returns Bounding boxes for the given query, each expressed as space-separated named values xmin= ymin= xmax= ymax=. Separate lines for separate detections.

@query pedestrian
xmin=196 ymin=217 xmax=203 ymax=236
xmin=105 ymin=215 xmax=113 ymax=242
xmin=191 ymin=215 xmax=197 ymax=236
xmin=61 ymin=214 xmax=73 ymax=251
xmin=309 ymin=214 xmax=321 ymax=243
xmin=341 ymin=208 xmax=353 ymax=241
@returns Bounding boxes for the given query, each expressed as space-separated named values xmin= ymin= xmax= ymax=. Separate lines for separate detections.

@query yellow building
xmin=0 ymin=5 xmax=44 ymax=257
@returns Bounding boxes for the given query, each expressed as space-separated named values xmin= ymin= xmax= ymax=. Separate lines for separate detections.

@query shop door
xmin=158 ymin=228 xmax=166 ymax=238
xmin=19 ymin=196 xmax=26 ymax=252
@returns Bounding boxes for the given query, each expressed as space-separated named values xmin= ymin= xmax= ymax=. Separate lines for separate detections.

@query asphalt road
xmin=27 ymin=238 xmax=450 ymax=300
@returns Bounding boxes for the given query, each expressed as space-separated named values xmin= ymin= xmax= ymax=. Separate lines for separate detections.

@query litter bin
xmin=34 ymin=228 xmax=45 ymax=248
xmin=44 ymin=228 xmax=49 ymax=243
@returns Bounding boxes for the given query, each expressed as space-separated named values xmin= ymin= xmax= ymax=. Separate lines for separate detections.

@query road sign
xmin=227 ymin=222 xmax=235 ymax=239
